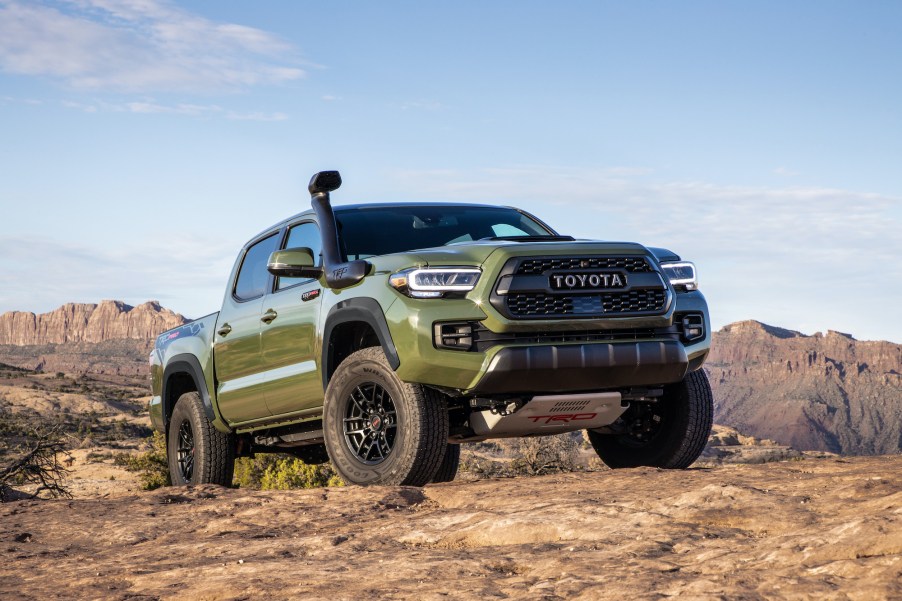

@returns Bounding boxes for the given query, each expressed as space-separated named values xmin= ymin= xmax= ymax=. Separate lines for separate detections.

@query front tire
xmin=323 ymin=347 xmax=449 ymax=486
xmin=430 ymin=443 xmax=461 ymax=483
xmin=587 ymin=370 xmax=713 ymax=469
xmin=167 ymin=392 xmax=236 ymax=486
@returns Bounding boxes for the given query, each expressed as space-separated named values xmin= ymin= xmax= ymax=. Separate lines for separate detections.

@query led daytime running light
xmin=660 ymin=261 xmax=697 ymax=290
xmin=389 ymin=267 xmax=481 ymax=297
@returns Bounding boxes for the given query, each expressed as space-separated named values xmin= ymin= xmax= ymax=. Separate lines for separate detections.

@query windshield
xmin=334 ymin=205 xmax=558 ymax=259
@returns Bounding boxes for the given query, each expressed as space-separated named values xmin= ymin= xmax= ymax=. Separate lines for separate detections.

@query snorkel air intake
xmin=309 ymin=171 xmax=370 ymax=289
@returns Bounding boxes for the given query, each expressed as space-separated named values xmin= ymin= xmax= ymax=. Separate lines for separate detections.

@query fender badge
xmin=302 ymin=289 xmax=321 ymax=302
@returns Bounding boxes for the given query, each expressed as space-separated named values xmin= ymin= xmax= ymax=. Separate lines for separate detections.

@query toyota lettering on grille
xmin=549 ymin=272 xmax=627 ymax=290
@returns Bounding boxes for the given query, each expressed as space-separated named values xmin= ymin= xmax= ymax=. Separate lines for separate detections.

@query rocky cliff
xmin=0 ymin=301 xmax=187 ymax=345
xmin=0 ymin=301 xmax=188 ymax=376
xmin=708 ymin=320 xmax=902 ymax=455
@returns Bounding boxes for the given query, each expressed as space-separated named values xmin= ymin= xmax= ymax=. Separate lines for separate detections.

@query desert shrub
xmin=115 ymin=431 xmax=170 ymax=490
xmin=460 ymin=434 xmax=583 ymax=479
xmin=508 ymin=434 xmax=580 ymax=475
xmin=0 ymin=428 xmax=71 ymax=501
xmin=234 ymin=454 xmax=343 ymax=490
xmin=460 ymin=452 xmax=515 ymax=478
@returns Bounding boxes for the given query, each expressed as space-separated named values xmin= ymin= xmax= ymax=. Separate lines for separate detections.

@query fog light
xmin=681 ymin=314 xmax=705 ymax=342
xmin=434 ymin=322 xmax=474 ymax=351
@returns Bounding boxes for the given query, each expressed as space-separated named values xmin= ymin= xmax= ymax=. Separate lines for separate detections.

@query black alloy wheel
xmin=621 ymin=402 xmax=665 ymax=446
xmin=176 ymin=420 xmax=195 ymax=482
xmin=323 ymin=347 xmax=449 ymax=486
xmin=167 ymin=391 xmax=236 ymax=486
xmin=343 ymin=383 xmax=398 ymax=464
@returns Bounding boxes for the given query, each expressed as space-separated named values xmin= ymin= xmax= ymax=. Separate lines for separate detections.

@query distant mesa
xmin=0 ymin=300 xmax=188 ymax=346
xmin=718 ymin=319 xmax=803 ymax=340
xmin=710 ymin=320 xmax=902 ymax=456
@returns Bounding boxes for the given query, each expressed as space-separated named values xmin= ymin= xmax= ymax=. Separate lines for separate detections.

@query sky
xmin=1 ymin=0 xmax=900 ymax=342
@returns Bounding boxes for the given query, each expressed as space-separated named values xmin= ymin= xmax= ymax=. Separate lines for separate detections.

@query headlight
xmin=389 ymin=267 xmax=481 ymax=298
xmin=660 ymin=261 xmax=698 ymax=290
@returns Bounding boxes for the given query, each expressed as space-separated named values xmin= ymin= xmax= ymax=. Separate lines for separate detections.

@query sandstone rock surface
xmin=1 ymin=456 xmax=899 ymax=600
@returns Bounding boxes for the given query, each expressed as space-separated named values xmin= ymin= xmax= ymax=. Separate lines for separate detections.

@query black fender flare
xmin=322 ymin=298 xmax=400 ymax=389
xmin=162 ymin=354 xmax=219 ymax=428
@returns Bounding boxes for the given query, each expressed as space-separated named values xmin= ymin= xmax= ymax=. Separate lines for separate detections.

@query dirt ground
xmin=1 ymin=455 xmax=899 ymax=600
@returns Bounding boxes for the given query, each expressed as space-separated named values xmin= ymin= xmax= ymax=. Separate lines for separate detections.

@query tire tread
xmin=324 ymin=347 xmax=449 ymax=486
xmin=169 ymin=392 xmax=235 ymax=486
xmin=430 ymin=443 xmax=461 ymax=483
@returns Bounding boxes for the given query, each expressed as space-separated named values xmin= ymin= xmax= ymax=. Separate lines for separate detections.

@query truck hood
xmin=404 ymin=239 xmax=658 ymax=268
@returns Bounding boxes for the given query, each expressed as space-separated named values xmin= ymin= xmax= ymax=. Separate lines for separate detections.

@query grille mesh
xmin=516 ymin=256 xmax=651 ymax=275
xmin=507 ymin=289 xmax=667 ymax=317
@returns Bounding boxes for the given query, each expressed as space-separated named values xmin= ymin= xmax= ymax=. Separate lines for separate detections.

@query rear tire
xmin=587 ymin=370 xmax=713 ymax=469
xmin=430 ymin=443 xmax=461 ymax=483
xmin=168 ymin=391 xmax=236 ymax=485
xmin=323 ymin=347 xmax=449 ymax=486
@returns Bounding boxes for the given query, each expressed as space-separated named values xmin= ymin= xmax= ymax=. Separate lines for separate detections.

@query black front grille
xmin=516 ymin=256 xmax=651 ymax=275
xmin=492 ymin=255 xmax=670 ymax=320
xmin=507 ymin=289 xmax=667 ymax=317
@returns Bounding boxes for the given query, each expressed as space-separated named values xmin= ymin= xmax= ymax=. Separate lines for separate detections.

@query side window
xmin=233 ymin=233 xmax=280 ymax=301
xmin=276 ymin=222 xmax=322 ymax=291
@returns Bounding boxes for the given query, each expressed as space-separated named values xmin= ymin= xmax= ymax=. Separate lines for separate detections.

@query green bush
xmin=116 ymin=431 xmax=170 ymax=490
xmin=234 ymin=454 xmax=343 ymax=490
xmin=117 ymin=435 xmax=343 ymax=491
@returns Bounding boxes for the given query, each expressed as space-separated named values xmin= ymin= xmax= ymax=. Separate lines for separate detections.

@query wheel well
xmin=164 ymin=372 xmax=197 ymax=428
xmin=326 ymin=321 xmax=380 ymax=384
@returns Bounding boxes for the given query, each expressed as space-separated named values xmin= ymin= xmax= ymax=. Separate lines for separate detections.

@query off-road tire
xmin=323 ymin=347 xmax=449 ymax=486
xmin=430 ymin=443 xmax=461 ymax=483
xmin=167 ymin=392 xmax=236 ymax=486
xmin=587 ymin=370 xmax=713 ymax=469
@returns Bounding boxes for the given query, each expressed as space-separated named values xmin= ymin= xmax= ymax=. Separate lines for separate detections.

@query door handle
xmin=217 ymin=323 xmax=232 ymax=336
xmin=261 ymin=309 xmax=278 ymax=324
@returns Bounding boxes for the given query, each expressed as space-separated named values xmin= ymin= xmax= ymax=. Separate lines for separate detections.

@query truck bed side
xmin=149 ymin=313 xmax=222 ymax=432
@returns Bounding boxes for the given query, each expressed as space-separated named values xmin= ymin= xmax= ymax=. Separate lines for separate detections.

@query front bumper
xmin=470 ymin=340 xmax=688 ymax=395
xmin=386 ymin=283 xmax=711 ymax=396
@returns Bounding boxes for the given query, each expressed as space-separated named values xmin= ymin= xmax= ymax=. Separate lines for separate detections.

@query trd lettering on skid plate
xmin=526 ymin=413 xmax=598 ymax=424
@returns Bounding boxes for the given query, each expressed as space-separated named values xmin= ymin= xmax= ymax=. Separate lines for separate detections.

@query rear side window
xmin=276 ymin=222 xmax=322 ymax=291
xmin=234 ymin=233 xmax=279 ymax=301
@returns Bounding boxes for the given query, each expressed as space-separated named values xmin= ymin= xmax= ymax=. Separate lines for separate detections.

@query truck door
xmin=214 ymin=231 xmax=280 ymax=424
xmin=259 ymin=221 xmax=325 ymax=416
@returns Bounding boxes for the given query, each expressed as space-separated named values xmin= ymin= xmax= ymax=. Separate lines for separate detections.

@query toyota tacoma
xmin=150 ymin=171 xmax=713 ymax=486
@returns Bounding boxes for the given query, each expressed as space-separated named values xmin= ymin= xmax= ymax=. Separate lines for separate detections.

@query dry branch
xmin=0 ymin=430 xmax=72 ymax=502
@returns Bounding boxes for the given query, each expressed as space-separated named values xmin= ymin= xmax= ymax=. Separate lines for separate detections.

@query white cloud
xmin=59 ymin=97 xmax=288 ymax=120
xmin=123 ymin=100 xmax=221 ymax=115
xmin=0 ymin=0 xmax=304 ymax=92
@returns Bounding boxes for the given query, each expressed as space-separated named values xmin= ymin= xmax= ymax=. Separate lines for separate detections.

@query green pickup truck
xmin=150 ymin=171 xmax=712 ymax=487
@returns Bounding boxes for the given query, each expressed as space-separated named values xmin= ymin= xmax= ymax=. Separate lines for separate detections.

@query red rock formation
xmin=0 ymin=301 xmax=187 ymax=345
xmin=708 ymin=320 xmax=902 ymax=455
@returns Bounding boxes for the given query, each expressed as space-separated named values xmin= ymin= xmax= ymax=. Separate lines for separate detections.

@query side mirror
xmin=267 ymin=247 xmax=322 ymax=279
